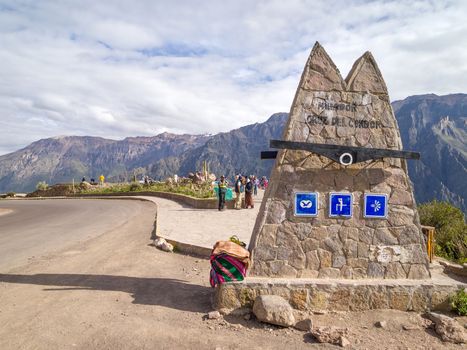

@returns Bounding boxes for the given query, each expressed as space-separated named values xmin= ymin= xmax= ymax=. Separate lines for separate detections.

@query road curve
xmin=0 ymin=199 xmax=155 ymax=271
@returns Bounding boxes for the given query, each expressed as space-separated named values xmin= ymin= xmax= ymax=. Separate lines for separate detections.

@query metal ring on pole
xmin=339 ymin=152 xmax=353 ymax=166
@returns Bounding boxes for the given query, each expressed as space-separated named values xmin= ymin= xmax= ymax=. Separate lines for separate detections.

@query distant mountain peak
xmin=266 ymin=112 xmax=288 ymax=122
xmin=154 ymin=131 xmax=207 ymax=140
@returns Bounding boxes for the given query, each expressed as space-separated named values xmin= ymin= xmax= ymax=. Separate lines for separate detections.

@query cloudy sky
xmin=0 ymin=0 xmax=466 ymax=155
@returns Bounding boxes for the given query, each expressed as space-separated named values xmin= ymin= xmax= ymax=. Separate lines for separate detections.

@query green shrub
xmin=36 ymin=181 xmax=49 ymax=191
xmin=451 ymin=289 xmax=467 ymax=316
xmin=6 ymin=192 xmax=15 ymax=197
xmin=129 ymin=183 xmax=142 ymax=192
xmin=418 ymin=200 xmax=467 ymax=263
xmin=80 ymin=180 xmax=215 ymax=199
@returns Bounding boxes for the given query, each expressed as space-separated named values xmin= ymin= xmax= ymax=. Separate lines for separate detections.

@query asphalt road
xmin=0 ymin=198 xmax=155 ymax=272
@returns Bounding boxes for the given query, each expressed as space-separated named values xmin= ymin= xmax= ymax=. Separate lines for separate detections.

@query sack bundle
xmin=209 ymin=237 xmax=250 ymax=287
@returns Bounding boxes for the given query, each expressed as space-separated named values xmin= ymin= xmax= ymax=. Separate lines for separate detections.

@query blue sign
xmin=294 ymin=192 xmax=318 ymax=217
xmin=364 ymin=193 xmax=388 ymax=218
xmin=329 ymin=193 xmax=352 ymax=218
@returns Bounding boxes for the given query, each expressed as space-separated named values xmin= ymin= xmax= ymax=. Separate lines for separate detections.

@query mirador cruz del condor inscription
xmin=306 ymin=114 xmax=384 ymax=129
xmin=309 ymin=99 xmax=383 ymax=129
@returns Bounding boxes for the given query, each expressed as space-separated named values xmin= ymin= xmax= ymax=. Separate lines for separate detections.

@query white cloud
xmin=0 ymin=0 xmax=466 ymax=154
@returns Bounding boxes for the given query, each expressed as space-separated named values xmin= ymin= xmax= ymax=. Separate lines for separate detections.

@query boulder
xmin=252 ymin=295 xmax=295 ymax=327
xmin=428 ymin=312 xmax=467 ymax=344
xmin=79 ymin=181 xmax=92 ymax=190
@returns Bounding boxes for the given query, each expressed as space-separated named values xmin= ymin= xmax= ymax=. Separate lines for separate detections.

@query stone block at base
xmin=214 ymin=276 xmax=466 ymax=314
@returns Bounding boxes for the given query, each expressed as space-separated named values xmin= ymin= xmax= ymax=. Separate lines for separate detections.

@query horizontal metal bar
xmin=261 ymin=151 xmax=278 ymax=159
xmin=269 ymin=140 xmax=420 ymax=164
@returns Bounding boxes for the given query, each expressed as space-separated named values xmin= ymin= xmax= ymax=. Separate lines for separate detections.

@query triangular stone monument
xmin=249 ymin=42 xmax=430 ymax=280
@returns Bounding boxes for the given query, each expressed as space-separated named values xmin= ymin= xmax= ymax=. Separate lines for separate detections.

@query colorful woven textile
xmin=209 ymin=253 xmax=247 ymax=287
xmin=211 ymin=241 xmax=250 ymax=268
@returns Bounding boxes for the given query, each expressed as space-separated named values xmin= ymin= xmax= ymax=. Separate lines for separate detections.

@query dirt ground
xmin=0 ymin=200 xmax=465 ymax=349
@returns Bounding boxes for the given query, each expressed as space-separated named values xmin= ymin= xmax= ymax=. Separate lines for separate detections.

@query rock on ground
xmin=402 ymin=324 xmax=419 ymax=331
xmin=252 ymin=295 xmax=295 ymax=327
xmin=375 ymin=320 xmax=387 ymax=328
xmin=294 ymin=318 xmax=313 ymax=332
xmin=428 ymin=312 xmax=467 ymax=344
xmin=310 ymin=326 xmax=349 ymax=347
xmin=154 ymin=237 xmax=174 ymax=252
xmin=207 ymin=311 xmax=221 ymax=320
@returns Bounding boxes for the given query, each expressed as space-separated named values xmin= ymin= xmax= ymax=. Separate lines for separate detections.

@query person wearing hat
xmin=218 ymin=175 xmax=228 ymax=211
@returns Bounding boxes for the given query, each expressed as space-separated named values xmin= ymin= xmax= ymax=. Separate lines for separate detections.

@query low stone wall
xmin=215 ymin=277 xmax=466 ymax=314
xmin=439 ymin=260 xmax=467 ymax=278
xmin=75 ymin=191 xmax=235 ymax=209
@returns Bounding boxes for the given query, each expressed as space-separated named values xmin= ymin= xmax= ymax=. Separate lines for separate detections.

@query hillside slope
xmin=393 ymin=93 xmax=466 ymax=212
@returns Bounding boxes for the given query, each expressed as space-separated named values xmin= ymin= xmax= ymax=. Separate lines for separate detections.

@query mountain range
xmin=0 ymin=94 xmax=465 ymax=213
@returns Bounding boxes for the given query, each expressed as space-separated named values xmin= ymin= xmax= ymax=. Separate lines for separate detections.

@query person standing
xmin=263 ymin=176 xmax=269 ymax=189
xmin=234 ymin=174 xmax=243 ymax=209
xmin=217 ymin=175 xmax=228 ymax=211
xmin=99 ymin=174 xmax=105 ymax=186
xmin=253 ymin=175 xmax=258 ymax=196
xmin=245 ymin=177 xmax=254 ymax=209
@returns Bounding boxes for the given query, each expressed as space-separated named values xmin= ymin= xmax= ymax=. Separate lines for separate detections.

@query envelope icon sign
xmin=299 ymin=200 xmax=312 ymax=209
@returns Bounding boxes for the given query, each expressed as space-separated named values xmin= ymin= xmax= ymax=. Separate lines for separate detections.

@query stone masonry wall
xmin=249 ymin=42 xmax=430 ymax=279
xmin=215 ymin=279 xmax=465 ymax=313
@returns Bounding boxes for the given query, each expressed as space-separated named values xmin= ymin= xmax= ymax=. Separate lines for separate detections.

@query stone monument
xmin=215 ymin=43 xmax=465 ymax=313
xmin=249 ymin=42 xmax=430 ymax=280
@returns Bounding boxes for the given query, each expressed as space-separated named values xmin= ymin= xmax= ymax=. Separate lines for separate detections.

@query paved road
xmin=0 ymin=193 xmax=323 ymax=350
xmin=0 ymin=199 xmax=155 ymax=272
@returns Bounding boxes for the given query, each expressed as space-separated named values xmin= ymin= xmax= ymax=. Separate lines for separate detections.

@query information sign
xmin=294 ymin=192 xmax=318 ymax=217
xmin=329 ymin=193 xmax=352 ymax=218
xmin=364 ymin=193 xmax=388 ymax=218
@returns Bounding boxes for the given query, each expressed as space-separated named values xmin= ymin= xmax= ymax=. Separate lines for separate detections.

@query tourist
xmin=217 ymin=175 xmax=228 ymax=211
xmin=263 ymin=176 xmax=269 ymax=189
xmin=234 ymin=174 xmax=243 ymax=209
xmin=245 ymin=177 xmax=254 ymax=209
xmin=99 ymin=174 xmax=105 ymax=186
xmin=253 ymin=175 xmax=259 ymax=196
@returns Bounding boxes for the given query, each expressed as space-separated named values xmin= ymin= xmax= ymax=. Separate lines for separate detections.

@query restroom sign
xmin=294 ymin=192 xmax=318 ymax=217
xmin=364 ymin=193 xmax=388 ymax=218
xmin=329 ymin=193 xmax=352 ymax=218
